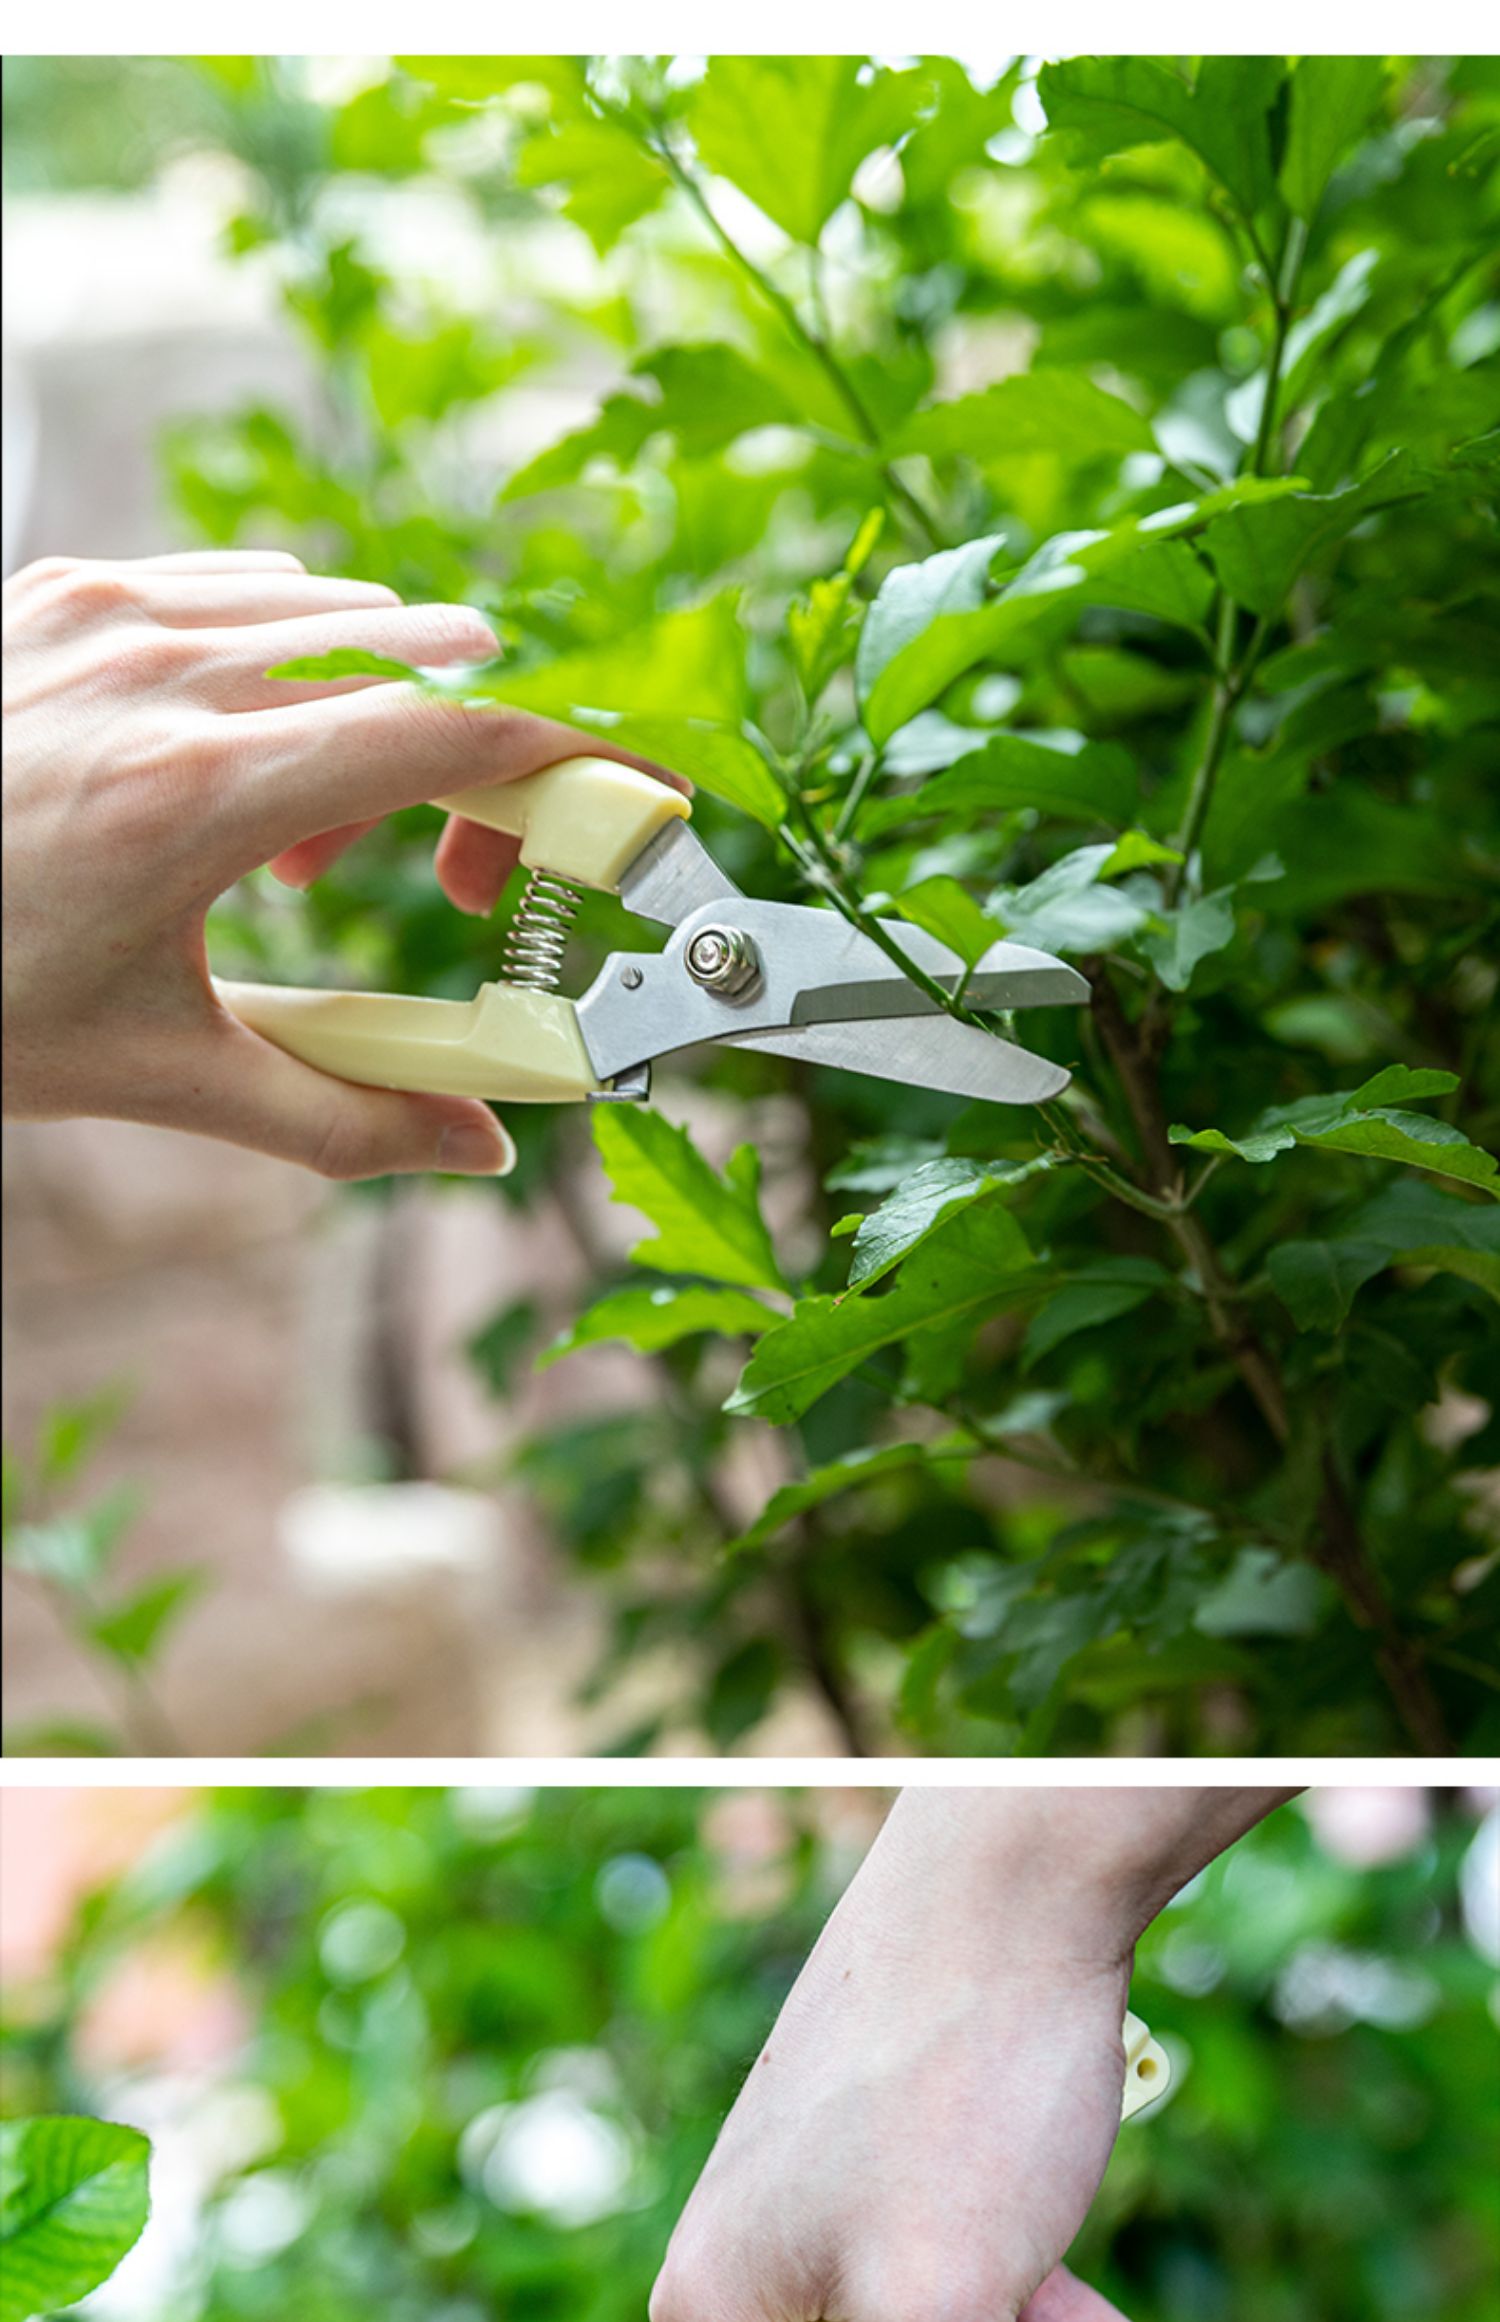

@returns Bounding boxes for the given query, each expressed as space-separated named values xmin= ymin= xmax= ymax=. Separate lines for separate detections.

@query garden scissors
xmin=221 ymin=758 xmax=1089 ymax=1107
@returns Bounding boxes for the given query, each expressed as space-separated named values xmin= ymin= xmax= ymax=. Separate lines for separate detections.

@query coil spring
xmin=501 ymin=870 xmax=583 ymax=992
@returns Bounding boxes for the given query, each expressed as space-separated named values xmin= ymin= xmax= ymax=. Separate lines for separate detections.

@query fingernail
xmin=437 ymin=1120 xmax=516 ymax=1176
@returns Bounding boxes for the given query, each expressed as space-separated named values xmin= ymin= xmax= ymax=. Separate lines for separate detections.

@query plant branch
xmin=642 ymin=127 xmax=946 ymax=552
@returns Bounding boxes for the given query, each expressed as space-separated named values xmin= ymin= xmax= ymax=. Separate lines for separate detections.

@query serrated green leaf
xmin=726 ymin=1200 xmax=1035 ymax=1423
xmin=514 ymin=118 xmax=669 ymax=255
xmin=1170 ymin=1066 xmax=1498 ymax=1195
xmin=858 ymin=487 xmax=1293 ymax=744
xmin=886 ymin=876 xmax=998 ymax=970
xmin=690 ymin=56 xmax=914 ymax=245
xmin=0 ymin=2116 xmax=151 ymax=2322
xmin=843 ymin=1158 xmax=1031 ymax=1291
xmin=855 ymin=533 xmax=1008 ymax=745
xmin=1201 ymin=454 xmax=1427 ymax=617
xmin=1039 ymin=55 xmax=1282 ymax=227
xmin=441 ymin=594 xmax=747 ymax=726
xmin=584 ymin=717 xmax=784 ymax=829
xmin=542 ymin=1283 xmax=773 ymax=1366
xmin=858 ymin=734 xmax=1138 ymax=838
xmin=1279 ymin=56 xmax=1387 ymax=218
xmin=592 ymin=1109 xmax=786 ymax=1292
xmin=891 ymin=372 xmax=1153 ymax=464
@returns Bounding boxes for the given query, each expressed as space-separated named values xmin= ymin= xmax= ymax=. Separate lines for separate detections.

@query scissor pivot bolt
xmin=620 ymin=964 xmax=644 ymax=989
xmin=686 ymin=925 xmax=761 ymax=998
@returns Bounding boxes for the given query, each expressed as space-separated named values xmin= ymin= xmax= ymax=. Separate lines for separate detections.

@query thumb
xmin=1020 ymin=2267 xmax=1130 ymax=2322
xmin=150 ymin=1005 xmax=516 ymax=1179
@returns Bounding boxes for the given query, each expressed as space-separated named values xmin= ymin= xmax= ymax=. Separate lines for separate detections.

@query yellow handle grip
xmin=435 ymin=754 xmax=689 ymax=890
xmin=218 ymin=978 xmax=601 ymax=1102
xmin=1120 ymin=2009 xmax=1171 ymax=2120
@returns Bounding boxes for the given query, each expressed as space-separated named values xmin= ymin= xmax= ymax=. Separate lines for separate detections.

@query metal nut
xmin=685 ymin=924 xmax=761 ymax=998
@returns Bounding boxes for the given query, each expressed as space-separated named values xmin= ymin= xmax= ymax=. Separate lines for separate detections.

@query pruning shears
xmin=220 ymin=757 xmax=1089 ymax=1107
xmin=1120 ymin=2010 xmax=1171 ymax=2120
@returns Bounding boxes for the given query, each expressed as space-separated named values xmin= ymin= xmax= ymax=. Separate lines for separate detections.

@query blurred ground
xmin=1 ymin=177 xmax=847 ymax=1758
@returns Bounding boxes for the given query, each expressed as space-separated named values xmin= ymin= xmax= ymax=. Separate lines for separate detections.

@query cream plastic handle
xmin=435 ymin=754 xmax=690 ymax=891
xmin=218 ymin=757 xmax=688 ymax=1099
xmin=218 ymin=978 xmax=601 ymax=1102
xmin=1120 ymin=2010 xmax=1171 ymax=2121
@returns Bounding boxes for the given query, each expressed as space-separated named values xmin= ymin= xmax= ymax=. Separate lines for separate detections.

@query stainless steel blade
xmin=802 ymin=927 xmax=1090 ymax=1021
xmin=704 ymin=1015 xmax=1072 ymax=1104
xmin=617 ymin=819 xmax=741 ymax=925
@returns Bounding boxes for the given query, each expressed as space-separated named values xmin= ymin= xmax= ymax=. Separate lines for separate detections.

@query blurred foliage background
xmin=3 ymin=56 xmax=1498 ymax=1760
xmin=0 ymin=1786 xmax=1496 ymax=2321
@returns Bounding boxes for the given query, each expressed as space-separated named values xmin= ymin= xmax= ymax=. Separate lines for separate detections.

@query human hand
xmin=651 ymin=1792 xmax=1140 ymax=2322
xmin=1 ymin=549 xmax=680 ymax=1177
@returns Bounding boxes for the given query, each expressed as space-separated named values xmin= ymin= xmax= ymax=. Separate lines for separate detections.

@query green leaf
xmin=1138 ymin=886 xmax=1238 ymax=992
xmin=690 ymin=56 xmax=912 ymax=245
xmin=541 ymin=1283 xmax=773 ymax=1366
xmin=858 ymin=733 xmax=1138 ymax=838
xmin=789 ymin=509 xmax=885 ymax=700
xmin=0 ymin=1720 xmax=123 ymax=1758
xmin=36 ymin=1391 xmax=128 ymax=1491
xmin=467 ymin=1300 xmax=542 ymax=1397
xmin=514 ymin=118 xmax=669 ymax=255
xmin=855 ymin=533 xmax=1008 ymax=746
xmin=500 ymin=390 xmax=661 ymax=500
xmin=86 ymin=1571 xmax=205 ymax=1667
xmin=858 ymin=487 xmax=1295 ymax=744
xmin=891 ymin=372 xmax=1154 ymax=465
xmin=987 ymin=843 xmax=1152 ymax=956
xmin=1201 ymin=454 xmax=1427 ymax=617
xmin=1194 ymin=1548 xmax=1330 ymax=1638
xmin=3 ymin=1485 xmax=141 ymax=1593
xmin=0 ymin=2115 xmax=151 ymax=2322
xmin=1170 ymin=1066 xmax=1498 ymax=1196
xmin=725 ymin=1437 xmax=973 ymax=1555
xmin=445 ymin=594 xmax=748 ymax=726
xmin=1279 ymin=57 xmax=1387 ymax=218
xmin=842 ymin=1159 xmax=1032 ymax=1291
xmin=1022 ymin=1258 xmax=1171 ymax=1369
xmin=726 ymin=1200 xmax=1035 ymax=1423
xmin=267 ymin=647 xmax=420 ymax=683
xmin=886 ymin=877 xmax=999 ymax=970
xmin=583 ymin=717 xmax=785 ymax=829
xmin=1039 ymin=55 xmax=1282 ymax=229
xmin=592 ymin=1108 xmax=787 ymax=1292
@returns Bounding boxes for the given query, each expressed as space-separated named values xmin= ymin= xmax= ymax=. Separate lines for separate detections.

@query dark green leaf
xmin=1022 ymin=1258 xmax=1172 ymax=1369
xmin=593 ymin=1109 xmax=787 ymax=1291
xmin=726 ymin=1200 xmax=1035 ymax=1423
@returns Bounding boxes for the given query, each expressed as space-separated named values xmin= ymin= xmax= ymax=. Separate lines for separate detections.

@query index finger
xmin=1020 ymin=2267 xmax=1130 ymax=2321
xmin=212 ymin=684 xmax=688 ymax=877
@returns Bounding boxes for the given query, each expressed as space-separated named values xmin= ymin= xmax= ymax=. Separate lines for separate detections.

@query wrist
xmin=876 ymin=1786 xmax=1297 ymax=1965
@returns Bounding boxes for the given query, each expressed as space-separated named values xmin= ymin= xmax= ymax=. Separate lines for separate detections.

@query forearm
xmin=869 ymin=1786 xmax=1299 ymax=1965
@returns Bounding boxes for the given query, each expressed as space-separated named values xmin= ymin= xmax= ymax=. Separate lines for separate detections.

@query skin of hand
xmin=651 ymin=1787 xmax=1296 ymax=2322
xmin=1 ymin=549 xmax=682 ymax=1179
